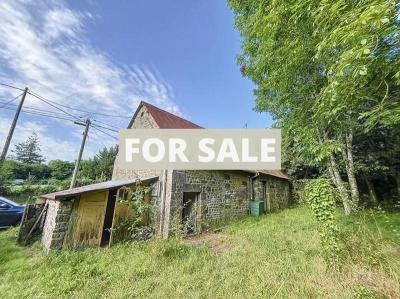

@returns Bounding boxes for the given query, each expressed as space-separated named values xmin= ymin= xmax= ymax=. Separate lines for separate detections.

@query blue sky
xmin=0 ymin=0 xmax=272 ymax=161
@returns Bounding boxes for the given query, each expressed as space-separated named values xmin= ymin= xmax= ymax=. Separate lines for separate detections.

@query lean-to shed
xmin=39 ymin=177 xmax=158 ymax=251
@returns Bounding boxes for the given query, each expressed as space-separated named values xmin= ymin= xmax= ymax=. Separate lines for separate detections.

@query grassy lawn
xmin=0 ymin=205 xmax=399 ymax=298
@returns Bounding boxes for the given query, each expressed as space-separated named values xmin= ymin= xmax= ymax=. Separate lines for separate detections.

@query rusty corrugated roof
xmin=126 ymin=102 xmax=288 ymax=180
xmin=257 ymin=170 xmax=289 ymax=180
xmin=129 ymin=101 xmax=203 ymax=129
xmin=40 ymin=177 xmax=158 ymax=200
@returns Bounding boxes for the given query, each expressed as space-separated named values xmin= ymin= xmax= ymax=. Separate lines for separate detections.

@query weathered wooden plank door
xmin=109 ymin=198 xmax=134 ymax=245
xmin=71 ymin=190 xmax=108 ymax=248
xmin=109 ymin=188 xmax=151 ymax=245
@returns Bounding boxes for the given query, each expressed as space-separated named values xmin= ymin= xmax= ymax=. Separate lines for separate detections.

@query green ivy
xmin=305 ymin=179 xmax=340 ymax=267
xmin=113 ymin=184 xmax=153 ymax=242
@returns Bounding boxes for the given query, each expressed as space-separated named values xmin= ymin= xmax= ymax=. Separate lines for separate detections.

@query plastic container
xmin=250 ymin=200 xmax=264 ymax=216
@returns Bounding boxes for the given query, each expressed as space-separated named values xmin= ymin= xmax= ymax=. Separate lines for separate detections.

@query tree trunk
xmin=396 ymin=175 xmax=400 ymax=197
xmin=330 ymin=154 xmax=352 ymax=215
xmin=342 ymin=131 xmax=360 ymax=206
xmin=391 ymin=167 xmax=400 ymax=197
xmin=363 ymin=174 xmax=378 ymax=203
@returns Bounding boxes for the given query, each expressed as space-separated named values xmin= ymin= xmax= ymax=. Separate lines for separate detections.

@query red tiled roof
xmin=129 ymin=101 xmax=202 ymax=129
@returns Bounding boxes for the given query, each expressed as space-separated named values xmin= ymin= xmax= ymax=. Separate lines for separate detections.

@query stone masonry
xmin=164 ymin=170 xmax=290 ymax=235
xmin=39 ymin=101 xmax=291 ymax=250
xmin=253 ymin=175 xmax=290 ymax=211
xmin=112 ymin=102 xmax=291 ymax=238
xmin=42 ymin=199 xmax=74 ymax=251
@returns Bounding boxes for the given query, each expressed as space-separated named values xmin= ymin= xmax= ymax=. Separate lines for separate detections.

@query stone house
xmin=112 ymin=101 xmax=290 ymax=238
xmin=38 ymin=101 xmax=290 ymax=251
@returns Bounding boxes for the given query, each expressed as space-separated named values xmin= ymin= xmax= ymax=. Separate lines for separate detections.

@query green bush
xmin=304 ymin=179 xmax=340 ymax=267
xmin=48 ymin=160 xmax=74 ymax=180
xmin=113 ymin=184 xmax=153 ymax=243
xmin=0 ymin=160 xmax=51 ymax=182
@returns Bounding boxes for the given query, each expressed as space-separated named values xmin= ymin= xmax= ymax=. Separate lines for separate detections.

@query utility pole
xmin=70 ymin=118 xmax=91 ymax=189
xmin=0 ymin=87 xmax=29 ymax=162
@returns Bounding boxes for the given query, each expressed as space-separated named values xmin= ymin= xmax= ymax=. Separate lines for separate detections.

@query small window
xmin=0 ymin=200 xmax=11 ymax=209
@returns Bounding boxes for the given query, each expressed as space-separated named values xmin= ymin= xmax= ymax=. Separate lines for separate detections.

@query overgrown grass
xmin=0 ymin=206 xmax=399 ymax=298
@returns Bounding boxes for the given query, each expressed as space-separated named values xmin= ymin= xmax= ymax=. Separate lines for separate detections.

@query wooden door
xmin=71 ymin=190 xmax=108 ymax=248
xmin=182 ymin=192 xmax=198 ymax=234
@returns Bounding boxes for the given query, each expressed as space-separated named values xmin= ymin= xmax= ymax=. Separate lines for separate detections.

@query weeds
xmin=0 ymin=206 xmax=399 ymax=298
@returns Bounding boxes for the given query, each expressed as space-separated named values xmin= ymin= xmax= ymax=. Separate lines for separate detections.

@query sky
xmin=0 ymin=0 xmax=273 ymax=162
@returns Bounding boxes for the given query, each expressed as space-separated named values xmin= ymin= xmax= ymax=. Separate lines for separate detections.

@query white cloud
xmin=0 ymin=118 xmax=79 ymax=161
xmin=0 ymin=0 xmax=182 ymax=161
xmin=44 ymin=8 xmax=85 ymax=40
xmin=0 ymin=0 xmax=180 ymax=114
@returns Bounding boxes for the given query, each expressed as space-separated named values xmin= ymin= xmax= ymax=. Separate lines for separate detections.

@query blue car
xmin=0 ymin=197 xmax=25 ymax=229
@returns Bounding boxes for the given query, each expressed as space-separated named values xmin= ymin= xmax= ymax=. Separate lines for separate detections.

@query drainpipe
xmin=249 ymin=171 xmax=260 ymax=201
xmin=159 ymin=169 xmax=168 ymax=236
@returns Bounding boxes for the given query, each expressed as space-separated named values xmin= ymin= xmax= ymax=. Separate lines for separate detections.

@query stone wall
xmin=42 ymin=199 xmax=74 ymax=251
xmin=112 ymin=105 xmax=162 ymax=181
xmin=163 ymin=170 xmax=251 ymax=234
xmin=112 ymin=167 xmax=290 ymax=238
xmin=185 ymin=170 xmax=250 ymax=223
xmin=111 ymin=104 xmax=291 ymax=237
xmin=129 ymin=105 xmax=159 ymax=129
xmin=253 ymin=175 xmax=290 ymax=211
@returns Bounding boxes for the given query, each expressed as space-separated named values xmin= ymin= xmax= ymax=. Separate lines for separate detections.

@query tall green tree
xmin=229 ymin=0 xmax=399 ymax=214
xmin=48 ymin=160 xmax=74 ymax=180
xmin=79 ymin=159 xmax=97 ymax=180
xmin=12 ymin=133 xmax=45 ymax=164
xmin=93 ymin=145 xmax=118 ymax=180
xmin=78 ymin=146 xmax=118 ymax=181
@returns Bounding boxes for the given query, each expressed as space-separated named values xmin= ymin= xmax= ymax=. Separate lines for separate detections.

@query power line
xmin=1 ymin=83 xmax=130 ymax=118
xmin=0 ymin=106 xmax=78 ymax=123
xmin=28 ymin=91 xmax=83 ymax=121
xmin=90 ymin=130 xmax=110 ymax=149
xmin=0 ymin=102 xmax=122 ymax=133
xmin=0 ymin=82 xmax=131 ymax=118
xmin=92 ymin=118 xmax=120 ymax=130
xmin=91 ymin=123 xmax=119 ymax=133
xmin=1 ymin=104 xmax=119 ymax=140
xmin=91 ymin=126 xmax=118 ymax=140
xmin=0 ymin=82 xmax=25 ymax=91
xmin=0 ymin=100 xmax=79 ymax=117
xmin=29 ymin=89 xmax=130 ymax=119
xmin=63 ymin=104 xmax=131 ymax=118
xmin=1 ymin=84 xmax=126 ymax=132
xmin=0 ymin=92 xmax=23 ymax=109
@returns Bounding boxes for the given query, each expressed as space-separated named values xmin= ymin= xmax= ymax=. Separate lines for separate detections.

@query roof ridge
xmin=141 ymin=101 xmax=202 ymax=128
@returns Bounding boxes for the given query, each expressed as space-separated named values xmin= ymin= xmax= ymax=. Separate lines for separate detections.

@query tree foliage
xmin=229 ymin=0 xmax=400 ymax=211
xmin=0 ymin=145 xmax=118 ymax=184
xmin=78 ymin=146 xmax=118 ymax=181
xmin=0 ymin=160 xmax=51 ymax=181
xmin=93 ymin=145 xmax=118 ymax=180
xmin=12 ymin=133 xmax=45 ymax=164
xmin=48 ymin=160 xmax=74 ymax=180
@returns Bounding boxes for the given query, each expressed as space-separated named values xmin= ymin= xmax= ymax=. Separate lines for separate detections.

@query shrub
xmin=113 ymin=184 xmax=153 ymax=243
xmin=0 ymin=160 xmax=51 ymax=182
xmin=48 ymin=160 xmax=74 ymax=180
xmin=304 ymin=178 xmax=340 ymax=267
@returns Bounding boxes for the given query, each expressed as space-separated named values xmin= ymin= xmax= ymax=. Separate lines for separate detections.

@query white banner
xmin=118 ymin=129 xmax=281 ymax=170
